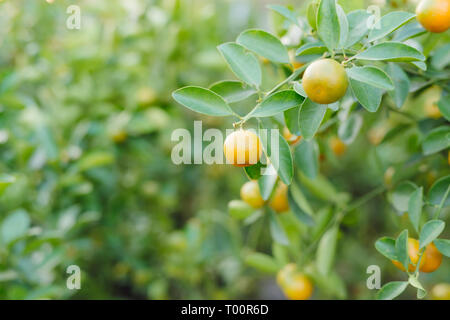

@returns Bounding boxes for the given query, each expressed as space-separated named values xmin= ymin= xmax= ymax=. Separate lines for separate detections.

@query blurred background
xmin=0 ymin=0 xmax=448 ymax=299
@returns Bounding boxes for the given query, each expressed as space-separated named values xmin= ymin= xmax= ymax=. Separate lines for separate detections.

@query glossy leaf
xmin=338 ymin=113 xmax=363 ymax=144
xmin=349 ymin=78 xmax=383 ymax=112
xmin=237 ymin=29 xmax=289 ymax=64
xmin=427 ymin=175 xmax=450 ymax=207
xmin=431 ymin=43 xmax=450 ymax=70
xmin=395 ymin=230 xmax=409 ymax=271
xmin=317 ymin=0 xmax=340 ymax=51
xmin=294 ymin=139 xmax=319 ymax=179
xmin=245 ymin=252 xmax=280 ymax=273
xmin=345 ymin=10 xmax=371 ymax=47
xmin=258 ymin=166 xmax=278 ymax=201
xmin=419 ymin=220 xmax=445 ymax=249
xmin=287 ymin=189 xmax=315 ymax=226
xmin=209 ymin=80 xmax=256 ymax=103
xmin=422 ymin=126 xmax=450 ymax=155
xmin=389 ymin=181 xmax=417 ymax=213
xmin=258 ymin=129 xmax=293 ymax=185
xmin=316 ymin=226 xmax=338 ymax=275
xmin=268 ymin=208 xmax=289 ymax=245
xmin=367 ymin=11 xmax=415 ymax=42
xmin=172 ymin=86 xmax=234 ymax=116
xmin=295 ymin=42 xmax=327 ymax=56
xmin=267 ymin=5 xmax=299 ymax=27
xmin=217 ymin=42 xmax=262 ymax=86
xmin=407 ymin=187 xmax=422 ymax=233
xmin=354 ymin=42 xmax=425 ymax=62
xmin=1 ymin=209 xmax=30 ymax=245
xmin=375 ymin=237 xmax=397 ymax=261
xmin=386 ymin=63 xmax=410 ymax=108
xmin=393 ymin=21 xmax=426 ymax=42
xmin=377 ymin=281 xmax=408 ymax=300
xmin=433 ymin=239 xmax=450 ymax=257
xmin=347 ymin=66 xmax=394 ymax=90
xmin=298 ymin=99 xmax=327 ymax=140
xmin=250 ymin=90 xmax=304 ymax=118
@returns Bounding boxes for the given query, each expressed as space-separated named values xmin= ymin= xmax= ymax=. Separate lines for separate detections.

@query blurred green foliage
xmin=0 ymin=0 xmax=448 ymax=300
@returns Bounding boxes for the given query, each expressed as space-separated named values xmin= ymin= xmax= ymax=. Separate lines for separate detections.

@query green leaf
xmin=419 ymin=220 xmax=445 ymax=249
xmin=244 ymin=162 xmax=264 ymax=180
xmin=408 ymin=275 xmax=427 ymax=299
xmin=375 ymin=237 xmax=397 ymax=261
xmin=367 ymin=11 xmax=415 ymax=42
xmin=307 ymin=0 xmax=319 ymax=30
xmin=0 ymin=174 xmax=15 ymax=196
xmin=316 ymin=226 xmax=338 ymax=275
xmin=268 ymin=208 xmax=289 ymax=245
xmin=236 ymin=29 xmax=289 ymax=64
xmin=336 ymin=4 xmax=348 ymax=49
xmin=427 ymin=175 xmax=450 ymax=207
xmin=389 ymin=181 xmax=417 ymax=213
xmin=258 ymin=129 xmax=293 ymax=185
xmin=338 ymin=113 xmax=363 ymax=144
xmin=228 ymin=200 xmax=255 ymax=220
xmin=294 ymin=139 xmax=319 ymax=179
xmin=209 ymin=80 xmax=256 ymax=103
xmin=433 ymin=239 xmax=450 ymax=257
xmin=377 ymin=281 xmax=408 ymax=300
xmin=295 ymin=42 xmax=327 ymax=57
xmin=217 ymin=42 xmax=262 ymax=87
xmin=345 ymin=10 xmax=371 ymax=47
xmin=386 ymin=63 xmax=410 ymax=108
xmin=258 ymin=167 xmax=278 ymax=201
xmin=1 ymin=209 xmax=30 ymax=245
xmin=393 ymin=21 xmax=426 ymax=42
xmin=431 ymin=43 xmax=450 ymax=70
xmin=317 ymin=0 xmax=340 ymax=51
xmin=245 ymin=252 xmax=280 ymax=273
xmin=422 ymin=126 xmax=450 ymax=155
xmin=287 ymin=189 xmax=315 ymax=226
xmin=395 ymin=230 xmax=409 ymax=271
xmin=437 ymin=95 xmax=450 ymax=121
xmin=298 ymin=98 xmax=327 ymax=140
xmin=172 ymin=86 xmax=233 ymax=116
xmin=284 ymin=107 xmax=300 ymax=136
xmin=354 ymin=42 xmax=425 ymax=62
xmin=250 ymin=90 xmax=304 ymax=118
xmin=311 ymin=206 xmax=334 ymax=241
xmin=408 ymin=187 xmax=422 ymax=233
xmin=267 ymin=5 xmax=299 ymax=27
xmin=346 ymin=66 xmax=394 ymax=90
xmin=293 ymin=81 xmax=307 ymax=97
xmin=349 ymin=78 xmax=383 ymax=112
xmin=77 ymin=152 xmax=114 ymax=172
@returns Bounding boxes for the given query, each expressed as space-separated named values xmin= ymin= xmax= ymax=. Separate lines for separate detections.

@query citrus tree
xmin=173 ymin=0 xmax=450 ymax=300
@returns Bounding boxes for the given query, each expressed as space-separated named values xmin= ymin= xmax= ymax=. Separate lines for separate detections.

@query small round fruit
xmin=282 ymin=127 xmax=302 ymax=145
xmin=277 ymin=264 xmax=313 ymax=300
xmin=223 ymin=129 xmax=262 ymax=167
xmin=240 ymin=180 xmax=264 ymax=209
xmin=391 ymin=238 xmax=426 ymax=272
xmin=330 ymin=137 xmax=347 ymax=156
xmin=416 ymin=0 xmax=450 ymax=33
xmin=302 ymin=59 xmax=348 ymax=104
xmin=276 ymin=263 xmax=296 ymax=287
xmin=431 ymin=283 xmax=450 ymax=300
xmin=269 ymin=182 xmax=289 ymax=213
xmin=420 ymin=242 xmax=443 ymax=273
xmin=283 ymin=274 xmax=313 ymax=300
